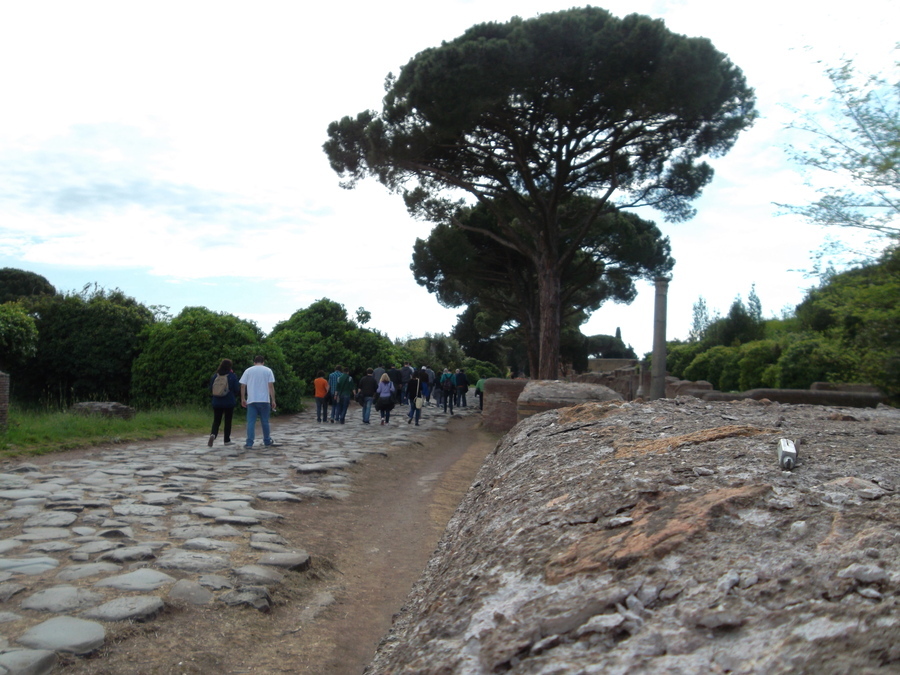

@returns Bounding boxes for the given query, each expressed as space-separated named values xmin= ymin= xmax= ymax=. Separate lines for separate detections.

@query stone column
xmin=649 ymin=277 xmax=669 ymax=400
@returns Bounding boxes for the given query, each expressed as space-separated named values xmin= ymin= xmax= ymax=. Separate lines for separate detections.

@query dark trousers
xmin=210 ymin=406 xmax=234 ymax=442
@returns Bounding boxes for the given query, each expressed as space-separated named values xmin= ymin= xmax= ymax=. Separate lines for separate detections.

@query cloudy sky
xmin=0 ymin=0 xmax=896 ymax=356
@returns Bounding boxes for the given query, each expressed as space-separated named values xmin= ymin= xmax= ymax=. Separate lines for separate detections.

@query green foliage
xmin=683 ymin=345 xmax=741 ymax=391
xmin=737 ymin=340 xmax=781 ymax=390
xmin=671 ymin=254 xmax=897 ymax=396
xmin=0 ymin=268 xmax=55 ymax=305
xmin=586 ymin=334 xmax=637 ymax=359
xmin=702 ymin=295 xmax=766 ymax=348
xmin=450 ymin=305 xmax=508 ymax=369
xmin=666 ymin=341 xmax=706 ymax=379
xmin=11 ymin=286 xmax=154 ymax=407
xmin=402 ymin=333 xmax=466 ymax=373
xmin=414 ymin=200 xmax=672 ymax=375
xmin=781 ymin=51 xmax=899 ymax=239
xmin=326 ymin=6 xmax=756 ymax=377
xmin=131 ymin=306 xmax=304 ymax=413
xmin=0 ymin=302 xmax=38 ymax=371
xmin=460 ymin=357 xmax=504 ymax=381
xmin=269 ymin=299 xmax=400 ymax=390
xmin=775 ymin=334 xmax=860 ymax=389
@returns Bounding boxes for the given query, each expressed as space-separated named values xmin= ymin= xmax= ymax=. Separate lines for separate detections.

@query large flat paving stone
xmin=81 ymin=596 xmax=164 ymax=622
xmin=20 ymin=585 xmax=105 ymax=612
xmin=18 ymin=616 xmax=106 ymax=654
xmin=94 ymin=569 xmax=175 ymax=591
xmin=56 ymin=563 xmax=122 ymax=581
xmin=155 ymin=550 xmax=230 ymax=573
xmin=0 ymin=558 xmax=59 ymax=575
xmin=0 ymin=648 xmax=56 ymax=675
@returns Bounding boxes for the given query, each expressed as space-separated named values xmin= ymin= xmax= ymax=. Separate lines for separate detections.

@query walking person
xmin=375 ymin=373 xmax=395 ymax=425
xmin=334 ymin=367 xmax=355 ymax=424
xmin=357 ymin=367 xmax=378 ymax=424
xmin=475 ymin=373 xmax=486 ymax=411
xmin=433 ymin=367 xmax=444 ymax=408
xmin=208 ymin=358 xmax=240 ymax=446
xmin=424 ymin=365 xmax=435 ymax=404
xmin=406 ymin=370 xmax=425 ymax=425
xmin=327 ymin=365 xmax=342 ymax=423
xmin=400 ymin=362 xmax=414 ymax=405
xmin=240 ymin=355 xmax=279 ymax=449
xmin=440 ymin=368 xmax=455 ymax=414
xmin=313 ymin=370 xmax=329 ymax=422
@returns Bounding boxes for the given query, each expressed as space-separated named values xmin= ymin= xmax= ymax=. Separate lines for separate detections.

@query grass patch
xmin=0 ymin=406 xmax=223 ymax=458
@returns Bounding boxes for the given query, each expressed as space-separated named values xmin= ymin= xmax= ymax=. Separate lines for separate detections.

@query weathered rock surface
xmin=367 ymin=397 xmax=900 ymax=674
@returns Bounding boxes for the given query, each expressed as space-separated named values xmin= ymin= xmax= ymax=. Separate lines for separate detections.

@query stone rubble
xmin=0 ymin=402 xmax=477 ymax=671
xmin=366 ymin=397 xmax=900 ymax=674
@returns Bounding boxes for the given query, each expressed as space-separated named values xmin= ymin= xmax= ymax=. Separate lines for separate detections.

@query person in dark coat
xmin=208 ymin=358 xmax=241 ymax=446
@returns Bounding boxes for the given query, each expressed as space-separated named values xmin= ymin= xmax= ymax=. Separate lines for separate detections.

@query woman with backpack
xmin=208 ymin=358 xmax=241 ymax=447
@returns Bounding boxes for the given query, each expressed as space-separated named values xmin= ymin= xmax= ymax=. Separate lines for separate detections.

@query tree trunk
xmin=536 ymin=259 xmax=561 ymax=380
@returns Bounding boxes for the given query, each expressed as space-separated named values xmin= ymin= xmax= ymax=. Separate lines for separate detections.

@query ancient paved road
xmin=0 ymin=401 xmax=482 ymax=673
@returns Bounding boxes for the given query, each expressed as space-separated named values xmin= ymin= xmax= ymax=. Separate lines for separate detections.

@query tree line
xmin=0 ymin=271 xmax=504 ymax=413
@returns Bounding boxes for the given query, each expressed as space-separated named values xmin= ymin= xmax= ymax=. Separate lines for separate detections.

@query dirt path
xmin=58 ymin=414 xmax=498 ymax=675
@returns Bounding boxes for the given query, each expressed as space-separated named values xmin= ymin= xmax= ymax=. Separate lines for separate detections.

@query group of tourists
xmin=206 ymin=357 xmax=488 ymax=447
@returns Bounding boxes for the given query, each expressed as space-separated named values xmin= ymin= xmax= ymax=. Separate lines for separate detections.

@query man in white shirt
xmin=239 ymin=355 xmax=279 ymax=449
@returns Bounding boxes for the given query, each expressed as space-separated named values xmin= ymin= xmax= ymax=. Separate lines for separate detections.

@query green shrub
xmin=666 ymin=341 xmax=705 ymax=379
xmin=131 ymin=307 xmax=304 ymax=413
xmin=737 ymin=340 xmax=781 ymax=390
xmin=683 ymin=345 xmax=740 ymax=391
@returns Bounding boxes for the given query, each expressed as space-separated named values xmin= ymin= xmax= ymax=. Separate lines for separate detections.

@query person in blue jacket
xmin=208 ymin=358 xmax=241 ymax=446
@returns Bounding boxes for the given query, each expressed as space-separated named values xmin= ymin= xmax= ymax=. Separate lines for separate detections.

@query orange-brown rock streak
xmin=545 ymin=484 xmax=772 ymax=583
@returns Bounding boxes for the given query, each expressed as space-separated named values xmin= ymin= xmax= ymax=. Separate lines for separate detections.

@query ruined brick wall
xmin=482 ymin=379 xmax=527 ymax=433
xmin=0 ymin=371 xmax=8 ymax=429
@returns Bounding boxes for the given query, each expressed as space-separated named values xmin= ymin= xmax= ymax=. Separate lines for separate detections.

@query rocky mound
xmin=367 ymin=397 xmax=900 ymax=674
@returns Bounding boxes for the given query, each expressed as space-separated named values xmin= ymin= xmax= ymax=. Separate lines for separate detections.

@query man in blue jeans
xmin=240 ymin=355 xmax=280 ymax=448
